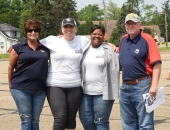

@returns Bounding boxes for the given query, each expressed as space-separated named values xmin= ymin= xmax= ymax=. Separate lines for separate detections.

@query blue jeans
xmin=11 ymin=89 xmax=46 ymax=130
xmin=79 ymin=94 xmax=114 ymax=130
xmin=120 ymin=77 xmax=154 ymax=130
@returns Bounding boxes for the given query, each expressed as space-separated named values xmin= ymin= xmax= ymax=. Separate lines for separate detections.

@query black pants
xmin=47 ymin=86 xmax=83 ymax=130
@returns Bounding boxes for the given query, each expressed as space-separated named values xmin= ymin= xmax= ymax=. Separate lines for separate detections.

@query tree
xmin=0 ymin=0 xmax=33 ymax=30
xmin=109 ymin=28 xmax=119 ymax=46
xmin=51 ymin=0 xmax=77 ymax=35
xmin=107 ymin=0 xmax=121 ymax=20
xmin=77 ymin=4 xmax=103 ymax=21
xmin=1 ymin=10 xmax=18 ymax=27
xmin=19 ymin=0 xmax=34 ymax=36
xmin=126 ymin=0 xmax=144 ymax=15
xmin=141 ymin=4 xmax=159 ymax=25
xmin=10 ymin=0 xmax=28 ymax=28
xmin=143 ymin=28 xmax=152 ymax=35
xmin=31 ymin=0 xmax=55 ymax=38
xmin=0 ymin=0 xmax=11 ymax=14
xmin=0 ymin=0 xmax=19 ymax=27
xmin=77 ymin=20 xmax=93 ymax=35
xmin=99 ymin=21 xmax=104 ymax=26
xmin=19 ymin=10 xmax=32 ymax=37
xmin=109 ymin=3 xmax=136 ymax=46
xmin=21 ymin=0 xmax=34 ymax=10
xmin=30 ymin=0 xmax=77 ymax=38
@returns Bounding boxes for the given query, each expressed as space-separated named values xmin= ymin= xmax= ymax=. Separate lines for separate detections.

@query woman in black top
xmin=8 ymin=19 xmax=49 ymax=130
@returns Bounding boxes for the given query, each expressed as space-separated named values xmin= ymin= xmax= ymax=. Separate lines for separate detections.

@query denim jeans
xmin=11 ymin=89 xmax=46 ymax=130
xmin=79 ymin=94 xmax=114 ymax=130
xmin=119 ymin=77 xmax=154 ymax=130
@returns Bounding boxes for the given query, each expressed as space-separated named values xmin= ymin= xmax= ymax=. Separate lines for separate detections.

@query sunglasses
xmin=27 ymin=29 xmax=39 ymax=33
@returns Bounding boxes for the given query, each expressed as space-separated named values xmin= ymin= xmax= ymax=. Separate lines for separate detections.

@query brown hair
xmin=24 ymin=19 xmax=41 ymax=36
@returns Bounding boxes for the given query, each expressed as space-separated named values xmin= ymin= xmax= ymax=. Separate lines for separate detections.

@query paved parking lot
xmin=0 ymin=51 xmax=170 ymax=130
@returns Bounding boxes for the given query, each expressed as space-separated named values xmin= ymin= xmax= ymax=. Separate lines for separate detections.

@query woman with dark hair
xmin=79 ymin=24 xmax=120 ymax=130
xmin=8 ymin=19 xmax=49 ymax=130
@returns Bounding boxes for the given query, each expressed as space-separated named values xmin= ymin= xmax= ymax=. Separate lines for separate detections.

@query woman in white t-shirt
xmin=79 ymin=24 xmax=120 ymax=130
xmin=40 ymin=18 xmax=91 ymax=130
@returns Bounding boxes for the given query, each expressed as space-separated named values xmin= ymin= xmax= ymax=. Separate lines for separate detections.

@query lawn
xmin=158 ymin=47 xmax=170 ymax=51
xmin=0 ymin=54 xmax=10 ymax=59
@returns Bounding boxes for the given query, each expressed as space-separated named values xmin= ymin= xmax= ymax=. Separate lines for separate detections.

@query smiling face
xmin=90 ymin=29 xmax=104 ymax=48
xmin=24 ymin=19 xmax=41 ymax=42
xmin=61 ymin=24 xmax=77 ymax=41
xmin=26 ymin=27 xmax=40 ymax=41
xmin=125 ymin=21 xmax=141 ymax=39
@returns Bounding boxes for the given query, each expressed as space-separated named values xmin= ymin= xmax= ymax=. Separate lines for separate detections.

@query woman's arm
xmin=8 ymin=49 xmax=18 ymax=91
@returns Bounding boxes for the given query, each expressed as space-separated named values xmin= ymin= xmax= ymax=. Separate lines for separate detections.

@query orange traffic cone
xmin=167 ymin=72 xmax=170 ymax=80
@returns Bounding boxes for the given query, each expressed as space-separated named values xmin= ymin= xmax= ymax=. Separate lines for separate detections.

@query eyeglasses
xmin=27 ymin=29 xmax=39 ymax=33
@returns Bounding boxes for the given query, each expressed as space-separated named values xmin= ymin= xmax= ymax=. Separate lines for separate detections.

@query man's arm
xmin=149 ymin=62 xmax=161 ymax=98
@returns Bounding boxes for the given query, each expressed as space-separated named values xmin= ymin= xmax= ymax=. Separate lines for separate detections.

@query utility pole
xmin=103 ymin=0 xmax=108 ymax=34
xmin=163 ymin=1 xmax=169 ymax=47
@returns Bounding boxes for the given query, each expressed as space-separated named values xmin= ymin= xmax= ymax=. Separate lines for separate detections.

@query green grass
xmin=0 ymin=54 xmax=10 ymax=59
xmin=158 ymin=47 xmax=170 ymax=51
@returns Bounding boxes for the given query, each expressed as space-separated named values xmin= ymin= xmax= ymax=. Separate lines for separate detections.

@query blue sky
xmin=75 ymin=0 xmax=163 ymax=12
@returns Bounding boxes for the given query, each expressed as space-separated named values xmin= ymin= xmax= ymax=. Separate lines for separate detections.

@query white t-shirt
xmin=83 ymin=45 xmax=105 ymax=95
xmin=40 ymin=35 xmax=90 ymax=87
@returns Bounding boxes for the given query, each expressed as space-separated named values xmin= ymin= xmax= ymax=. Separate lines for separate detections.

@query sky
xmin=75 ymin=0 xmax=164 ymax=12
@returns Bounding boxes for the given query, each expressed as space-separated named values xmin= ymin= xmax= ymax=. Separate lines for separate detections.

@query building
xmin=0 ymin=23 xmax=25 ymax=54
xmin=141 ymin=25 xmax=161 ymax=42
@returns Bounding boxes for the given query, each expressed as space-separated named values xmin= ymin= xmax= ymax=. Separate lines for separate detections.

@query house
xmin=141 ymin=25 xmax=161 ymax=42
xmin=79 ymin=20 xmax=161 ymax=42
xmin=0 ymin=23 xmax=25 ymax=54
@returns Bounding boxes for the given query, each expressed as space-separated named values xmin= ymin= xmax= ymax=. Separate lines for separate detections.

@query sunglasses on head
xmin=27 ymin=29 xmax=39 ymax=33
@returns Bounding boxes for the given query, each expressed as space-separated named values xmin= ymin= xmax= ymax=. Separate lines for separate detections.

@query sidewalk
xmin=0 ymin=52 xmax=170 ymax=130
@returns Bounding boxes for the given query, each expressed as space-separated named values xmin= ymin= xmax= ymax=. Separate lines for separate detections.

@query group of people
xmin=8 ymin=13 xmax=161 ymax=130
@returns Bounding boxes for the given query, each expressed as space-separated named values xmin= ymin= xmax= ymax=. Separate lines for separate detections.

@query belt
xmin=124 ymin=75 xmax=151 ymax=85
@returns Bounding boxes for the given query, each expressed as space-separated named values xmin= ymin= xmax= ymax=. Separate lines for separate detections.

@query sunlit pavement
xmin=0 ymin=52 xmax=170 ymax=130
